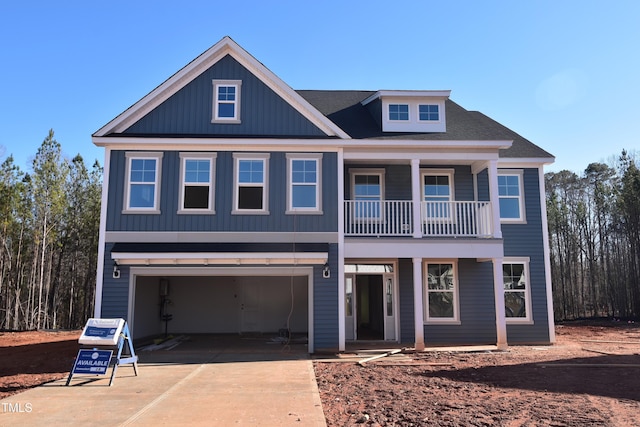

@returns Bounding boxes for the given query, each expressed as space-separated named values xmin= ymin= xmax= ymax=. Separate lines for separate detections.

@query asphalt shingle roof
xmin=297 ymin=90 xmax=553 ymax=160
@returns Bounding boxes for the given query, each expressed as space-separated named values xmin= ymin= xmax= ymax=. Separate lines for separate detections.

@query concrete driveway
xmin=0 ymin=335 xmax=327 ymax=426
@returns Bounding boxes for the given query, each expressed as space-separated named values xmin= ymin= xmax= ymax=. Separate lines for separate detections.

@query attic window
xmin=389 ymin=104 xmax=409 ymax=121
xmin=212 ymin=80 xmax=241 ymax=123
xmin=419 ymin=104 xmax=439 ymax=121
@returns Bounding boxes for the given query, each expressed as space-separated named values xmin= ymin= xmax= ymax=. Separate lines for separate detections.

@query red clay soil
xmin=314 ymin=320 xmax=640 ymax=426
xmin=2 ymin=323 xmax=640 ymax=426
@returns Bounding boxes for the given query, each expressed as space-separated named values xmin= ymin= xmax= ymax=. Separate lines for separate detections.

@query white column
xmin=487 ymin=160 xmax=503 ymax=239
xmin=538 ymin=165 xmax=556 ymax=343
xmin=493 ymin=257 xmax=508 ymax=349
xmin=94 ymin=147 xmax=111 ymax=318
xmin=337 ymin=149 xmax=346 ymax=352
xmin=413 ymin=257 xmax=425 ymax=350
xmin=411 ymin=159 xmax=422 ymax=238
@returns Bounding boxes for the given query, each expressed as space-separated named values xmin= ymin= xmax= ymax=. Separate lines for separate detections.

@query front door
xmin=344 ymin=272 xmax=397 ymax=341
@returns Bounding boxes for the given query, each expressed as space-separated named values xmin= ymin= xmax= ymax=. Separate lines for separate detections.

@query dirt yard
xmin=1 ymin=321 xmax=639 ymax=426
xmin=314 ymin=320 xmax=640 ymax=426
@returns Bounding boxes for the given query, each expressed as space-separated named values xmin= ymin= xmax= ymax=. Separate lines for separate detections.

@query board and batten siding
xmin=106 ymin=150 xmax=338 ymax=233
xmin=123 ymin=55 xmax=327 ymax=137
xmin=100 ymin=243 xmax=130 ymax=320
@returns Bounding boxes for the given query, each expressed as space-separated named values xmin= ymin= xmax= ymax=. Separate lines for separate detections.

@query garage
xmin=130 ymin=270 xmax=310 ymax=344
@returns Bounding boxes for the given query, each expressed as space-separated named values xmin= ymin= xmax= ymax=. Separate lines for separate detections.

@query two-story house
xmin=92 ymin=36 xmax=555 ymax=353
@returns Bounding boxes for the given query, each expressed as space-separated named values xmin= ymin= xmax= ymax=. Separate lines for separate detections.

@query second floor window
xmin=389 ymin=104 xmax=409 ymax=121
xmin=124 ymin=152 xmax=163 ymax=213
xmin=179 ymin=153 xmax=216 ymax=213
xmin=498 ymin=171 xmax=525 ymax=222
xmin=422 ymin=170 xmax=454 ymax=220
xmin=234 ymin=154 xmax=269 ymax=213
xmin=419 ymin=104 xmax=439 ymax=121
xmin=287 ymin=154 xmax=322 ymax=213
xmin=351 ymin=170 xmax=384 ymax=220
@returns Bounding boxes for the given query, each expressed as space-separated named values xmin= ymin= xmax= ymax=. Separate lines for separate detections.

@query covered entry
xmin=344 ymin=264 xmax=397 ymax=342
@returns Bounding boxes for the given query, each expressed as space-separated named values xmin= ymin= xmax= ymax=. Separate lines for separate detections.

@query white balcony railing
xmin=343 ymin=200 xmax=493 ymax=237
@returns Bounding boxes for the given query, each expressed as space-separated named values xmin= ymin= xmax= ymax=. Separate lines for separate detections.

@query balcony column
xmin=493 ymin=257 xmax=508 ymax=350
xmin=413 ymin=257 xmax=425 ymax=350
xmin=487 ymin=160 xmax=503 ymax=239
xmin=411 ymin=159 xmax=422 ymax=238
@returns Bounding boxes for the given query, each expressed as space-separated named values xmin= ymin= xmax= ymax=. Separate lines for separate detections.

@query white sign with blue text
xmin=78 ymin=318 xmax=125 ymax=346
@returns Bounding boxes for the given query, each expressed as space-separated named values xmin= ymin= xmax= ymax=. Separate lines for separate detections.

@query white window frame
xmin=498 ymin=169 xmax=526 ymax=223
xmin=388 ymin=103 xmax=410 ymax=121
xmin=232 ymin=153 xmax=270 ymax=214
xmin=349 ymin=168 xmax=386 ymax=222
xmin=286 ymin=153 xmax=323 ymax=214
xmin=418 ymin=104 xmax=441 ymax=122
xmin=123 ymin=152 xmax=163 ymax=214
xmin=421 ymin=168 xmax=455 ymax=222
xmin=423 ymin=260 xmax=460 ymax=324
xmin=178 ymin=153 xmax=217 ymax=214
xmin=503 ymin=257 xmax=533 ymax=324
xmin=212 ymin=79 xmax=242 ymax=123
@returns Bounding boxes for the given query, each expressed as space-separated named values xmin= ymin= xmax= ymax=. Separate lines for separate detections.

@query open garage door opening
xmin=131 ymin=274 xmax=309 ymax=347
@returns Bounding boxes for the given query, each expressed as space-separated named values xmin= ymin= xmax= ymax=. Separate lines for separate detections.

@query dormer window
xmin=389 ymin=104 xmax=409 ymax=121
xmin=212 ymin=80 xmax=241 ymax=123
xmin=419 ymin=104 xmax=439 ymax=121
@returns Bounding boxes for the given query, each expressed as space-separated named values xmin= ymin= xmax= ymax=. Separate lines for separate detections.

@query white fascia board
xmin=498 ymin=157 xmax=556 ymax=167
xmin=94 ymin=36 xmax=349 ymax=140
xmin=343 ymin=151 xmax=500 ymax=162
xmin=111 ymin=251 xmax=328 ymax=265
xmin=361 ymin=90 xmax=452 ymax=105
xmin=344 ymin=239 xmax=503 ymax=259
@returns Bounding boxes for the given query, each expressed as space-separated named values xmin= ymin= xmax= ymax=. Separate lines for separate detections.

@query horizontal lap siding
xmin=100 ymin=243 xmax=130 ymax=320
xmin=107 ymin=151 xmax=338 ymax=233
xmin=502 ymin=168 xmax=550 ymax=343
xmin=424 ymin=259 xmax=497 ymax=345
xmin=398 ymin=259 xmax=415 ymax=344
xmin=314 ymin=243 xmax=339 ymax=352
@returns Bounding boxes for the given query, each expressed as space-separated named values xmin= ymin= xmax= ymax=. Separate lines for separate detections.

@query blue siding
xmin=313 ymin=243 xmax=339 ymax=352
xmin=123 ymin=55 xmax=326 ymax=137
xmin=107 ymin=150 xmax=338 ymax=233
xmin=424 ymin=260 xmax=498 ymax=345
xmin=398 ymin=259 xmax=415 ymax=344
xmin=502 ymin=168 xmax=550 ymax=343
xmin=100 ymin=243 xmax=130 ymax=320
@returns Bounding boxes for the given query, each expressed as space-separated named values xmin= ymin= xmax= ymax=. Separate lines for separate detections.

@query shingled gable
xmin=93 ymin=36 xmax=349 ymax=139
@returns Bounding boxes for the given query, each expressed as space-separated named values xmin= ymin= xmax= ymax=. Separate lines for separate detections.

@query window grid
xmin=503 ymin=260 xmax=531 ymax=322
xmin=389 ymin=104 xmax=409 ymax=121
xmin=498 ymin=173 xmax=524 ymax=221
xmin=180 ymin=156 xmax=214 ymax=212
xmin=425 ymin=262 xmax=458 ymax=322
xmin=419 ymin=104 xmax=439 ymax=121
xmin=128 ymin=158 xmax=158 ymax=210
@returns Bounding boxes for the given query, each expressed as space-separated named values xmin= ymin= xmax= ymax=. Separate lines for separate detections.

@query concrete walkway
xmin=0 ymin=352 xmax=327 ymax=426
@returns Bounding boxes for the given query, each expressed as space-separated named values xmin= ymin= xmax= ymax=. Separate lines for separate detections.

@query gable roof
xmin=297 ymin=90 xmax=554 ymax=160
xmin=94 ymin=36 xmax=349 ymax=139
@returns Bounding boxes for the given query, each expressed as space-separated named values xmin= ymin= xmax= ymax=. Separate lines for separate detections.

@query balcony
xmin=344 ymin=200 xmax=493 ymax=238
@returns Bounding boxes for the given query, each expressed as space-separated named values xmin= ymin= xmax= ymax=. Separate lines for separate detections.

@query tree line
xmin=0 ymin=130 xmax=102 ymax=330
xmin=1 ymin=131 xmax=638 ymax=330
xmin=546 ymin=150 xmax=640 ymax=321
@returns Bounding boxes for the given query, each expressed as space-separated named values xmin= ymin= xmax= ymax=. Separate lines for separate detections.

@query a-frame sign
xmin=67 ymin=318 xmax=139 ymax=386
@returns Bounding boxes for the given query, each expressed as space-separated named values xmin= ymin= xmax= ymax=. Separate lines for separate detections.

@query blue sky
xmin=1 ymin=1 xmax=639 ymax=174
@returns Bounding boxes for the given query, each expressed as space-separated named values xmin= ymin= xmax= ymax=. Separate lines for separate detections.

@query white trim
xmin=126 ymin=265 xmax=316 ymax=353
xmin=111 ymin=251 xmax=328 ymax=266
xmin=94 ymin=147 xmax=111 ymax=317
xmin=337 ymin=149 xmax=346 ymax=351
xmin=424 ymin=260 xmax=461 ymax=324
xmin=382 ymin=98 xmax=446 ymax=133
xmin=345 ymin=238 xmax=504 ymax=259
xmin=178 ymin=152 xmax=217 ymax=214
xmin=492 ymin=257 xmax=508 ymax=349
xmin=421 ymin=168 xmax=455 ymax=222
xmin=286 ymin=153 xmax=323 ymax=214
xmin=412 ymin=257 xmax=425 ymax=350
xmin=212 ymin=80 xmax=241 ymax=123
xmin=93 ymin=36 xmax=349 ymax=139
xmin=123 ymin=152 xmax=163 ymax=213
xmin=232 ymin=153 xmax=270 ymax=214
xmin=503 ymin=257 xmax=533 ymax=324
xmin=538 ymin=165 xmax=556 ymax=342
xmin=361 ymin=90 xmax=451 ymax=105
xmin=498 ymin=169 xmax=526 ymax=223
xmin=105 ymin=230 xmax=339 ymax=243
xmin=498 ymin=158 xmax=555 ymax=167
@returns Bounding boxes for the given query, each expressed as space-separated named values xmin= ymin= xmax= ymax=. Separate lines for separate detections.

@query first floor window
xmin=124 ymin=152 xmax=162 ymax=212
xmin=503 ymin=260 xmax=531 ymax=322
xmin=179 ymin=153 xmax=216 ymax=213
xmin=425 ymin=262 xmax=459 ymax=322
xmin=234 ymin=153 xmax=269 ymax=213
xmin=287 ymin=154 xmax=322 ymax=213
